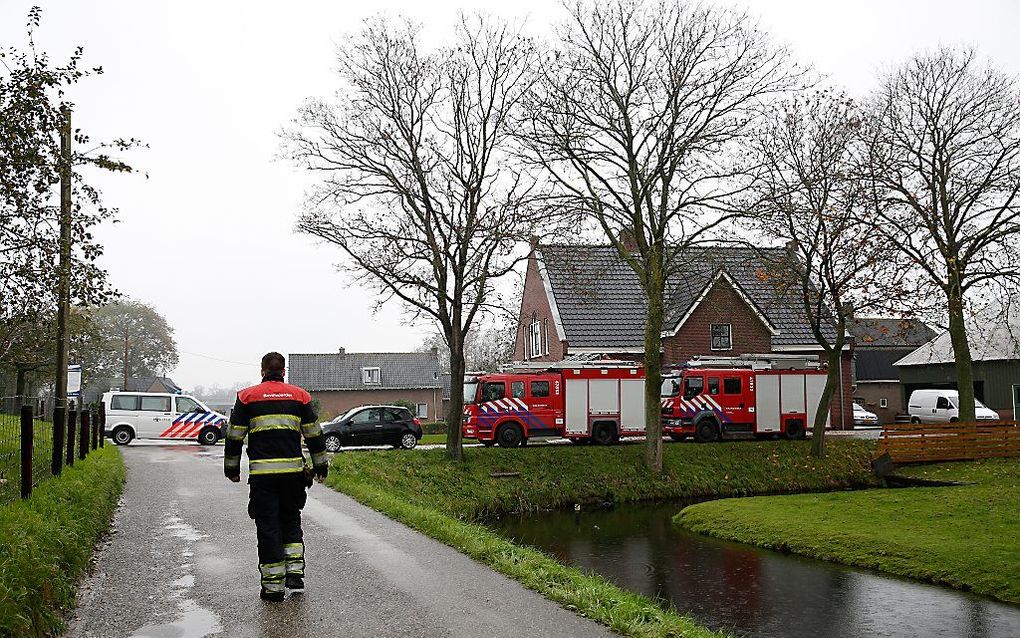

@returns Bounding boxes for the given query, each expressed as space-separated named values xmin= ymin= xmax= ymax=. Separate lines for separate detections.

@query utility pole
xmin=53 ymin=107 xmax=72 ymax=420
xmin=123 ymin=333 xmax=129 ymax=389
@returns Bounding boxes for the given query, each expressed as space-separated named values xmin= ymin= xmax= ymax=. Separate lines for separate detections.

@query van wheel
xmin=949 ymin=417 xmax=959 ymax=423
xmin=198 ymin=427 xmax=219 ymax=445
xmin=496 ymin=423 xmax=524 ymax=448
xmin=591 ymin=422 xmax=617 ymax=446
xmin=112 ymin=426 xmax=133 ymax=446
xmin=694 ymin=419 xmax=719 ymax=443
xmin=784 ymin=420 xmax=806 ymax=440
xmin=910 ymin=416 xmax=921 ymax=424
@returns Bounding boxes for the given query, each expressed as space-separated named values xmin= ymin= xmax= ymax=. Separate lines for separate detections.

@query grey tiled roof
xmin=125 ymin=376 xmax=182 ymax=393
xmin=539 ymin=244 xmax=836 ymax=349
xmin=847 ymin=318 xmax=936 ymax=349
xmin=855 ymin=349 xmax=914 ymax=381
xmin=288 ymin=352 xmax=442 ymax=391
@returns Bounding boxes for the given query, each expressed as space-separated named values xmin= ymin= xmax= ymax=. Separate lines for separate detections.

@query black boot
xmin=286 ymin=575 xmax=305 ymax=593
xmin=260 ymin=588 xmax=285 ymax=602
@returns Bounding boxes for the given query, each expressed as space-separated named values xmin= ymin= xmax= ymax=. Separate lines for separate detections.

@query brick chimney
xmin=619 ymin=228 xmax=639 ymax=252
xmin=338 ymin=347 xmax=346 ymax=355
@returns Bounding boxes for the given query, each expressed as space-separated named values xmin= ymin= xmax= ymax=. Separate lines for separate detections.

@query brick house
xmin=288 ymin=349 xmax=444 ymax=422
xmin=848 ymin=317 xmax=936 ymax=423
xmin=514 ymin=241 xmax=856 ymax=429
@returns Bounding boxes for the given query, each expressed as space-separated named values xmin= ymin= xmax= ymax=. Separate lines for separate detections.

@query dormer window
xmin=362 ymin=367 xmax=381 ymax=385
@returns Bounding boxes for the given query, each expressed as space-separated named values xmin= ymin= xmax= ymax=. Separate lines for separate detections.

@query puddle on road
xmin=131 ymin=599 xmax=221 ymax=638
xmin=129 ymin=508 xmax=223 ymax=638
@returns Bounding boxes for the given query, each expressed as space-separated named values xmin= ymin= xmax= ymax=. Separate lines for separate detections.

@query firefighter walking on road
xmin=225 ymin=352 xmax=329 ymax=602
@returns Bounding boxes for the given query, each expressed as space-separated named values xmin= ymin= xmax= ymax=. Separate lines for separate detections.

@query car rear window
xmin=385 ymin=408 xmax=410 ymax=421
xmin=111 ymin=394 xmax=139 ymax=410
xmin=140 ymin=396 xmax=171 ymax=412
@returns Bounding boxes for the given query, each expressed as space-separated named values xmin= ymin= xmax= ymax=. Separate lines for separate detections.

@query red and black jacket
xmin=224 ymin=373 xmax=328 ymax=480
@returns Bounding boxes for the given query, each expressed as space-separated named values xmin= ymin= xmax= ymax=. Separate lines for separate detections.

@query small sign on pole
xmin=67 ymin=364 xmax=82 ymax=398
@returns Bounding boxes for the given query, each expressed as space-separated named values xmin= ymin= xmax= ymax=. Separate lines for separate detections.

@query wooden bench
xmin=876 ymin=421 xmax=1020 ymax=463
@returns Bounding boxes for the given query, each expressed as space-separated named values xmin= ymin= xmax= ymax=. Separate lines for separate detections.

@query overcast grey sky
xmin=3 ymin=0 xmax=1018 ymax=389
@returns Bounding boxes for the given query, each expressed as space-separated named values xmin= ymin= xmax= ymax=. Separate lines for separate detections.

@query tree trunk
xmin=946 ymin=277 xmax=976 ymax=422
xmin=16 ymin=366 xmax=28 ymax=404
xmin=643 ymin=274 xmax=665 ymax=474
xmin=811 ymin=344 xmax=843 ymax=458
xmin=445 ymin=330 xmax=466 ymax=462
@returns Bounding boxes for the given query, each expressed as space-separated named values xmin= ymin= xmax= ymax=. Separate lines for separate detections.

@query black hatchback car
xmin=321 ymin=405 xmax=423 ymax=451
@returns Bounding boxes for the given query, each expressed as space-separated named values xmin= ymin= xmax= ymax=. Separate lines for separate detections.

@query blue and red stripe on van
xmin=160 ymin=412 xmax=226 ymax=438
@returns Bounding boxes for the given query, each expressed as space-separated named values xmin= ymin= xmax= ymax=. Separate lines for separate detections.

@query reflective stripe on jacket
xmin=224 ymin=373 xmax=328 ymax=479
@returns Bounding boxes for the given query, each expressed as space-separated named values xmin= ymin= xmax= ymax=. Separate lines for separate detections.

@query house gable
xmin=513 ymin=251 xmax=566 ymax=361
xmin=665 ymin=269 xmax=778 ymax=337
xmin=663 ymin=276 xmax=774 ymax=365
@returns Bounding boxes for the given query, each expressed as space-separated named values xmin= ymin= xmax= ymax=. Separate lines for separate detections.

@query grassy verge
xmin=328 ymin=439 xmax=876 ymax=637
xmin=0 ymin=446 xmax=125 ymax=637
xmin=675 ymin=457 xmax=1020 ymax=604
xmin=418 ymin=433 xmax=447 ymax=446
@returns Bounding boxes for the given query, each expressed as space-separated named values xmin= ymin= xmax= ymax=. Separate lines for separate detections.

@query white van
xmin=907 ymin=389 xmax=1000 ymax=424
xmin=102 ymin=391 xmax=228 ymax=445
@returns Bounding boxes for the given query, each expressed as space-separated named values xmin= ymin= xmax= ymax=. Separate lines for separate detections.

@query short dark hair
xmin=261 ymin=352 xmax=285 ymax=374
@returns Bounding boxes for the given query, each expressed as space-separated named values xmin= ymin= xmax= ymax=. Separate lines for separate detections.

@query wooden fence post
xmin=79 ymin=410 xmax=90 ymax=461
xmin=66 ymin=408 xmax=76 ymax=467
xmin=20 ymin=405 xmax=33 ymax=499
xmin=52 ymin=406 xmax=65 ymax=476
xmin=99 ymin=402 xmax=105 ymax=448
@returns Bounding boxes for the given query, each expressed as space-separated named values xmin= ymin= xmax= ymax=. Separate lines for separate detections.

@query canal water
xmin=490 ymin=501 xmax=1020 ymax=638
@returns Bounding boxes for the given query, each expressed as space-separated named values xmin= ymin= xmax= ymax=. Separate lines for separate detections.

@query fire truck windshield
xmin=660 ymin=378 xmax=680 ymax=397
xmin=463 ymin=381 xmax=479 ymax=404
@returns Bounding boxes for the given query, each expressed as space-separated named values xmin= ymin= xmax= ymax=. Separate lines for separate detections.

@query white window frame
xmin=879 ymin=398 xmax=888 ymax=409
xmin=710 ymin=323 xmax=732 ymax=351
xmin=528 ymin=317 xmax=543 ymax=360
xmin=415 ymin=403 xmax=428 ymax=419
xmin=362 ymin=367 xmax=381 ymax=385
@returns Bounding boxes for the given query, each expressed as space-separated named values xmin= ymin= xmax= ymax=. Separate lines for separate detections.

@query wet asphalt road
xmin=65 ymin=442 xmax=613 ymax=638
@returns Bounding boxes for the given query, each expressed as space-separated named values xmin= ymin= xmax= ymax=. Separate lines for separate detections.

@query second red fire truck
xmin=462 ymin=354 xmax=829 ymax=446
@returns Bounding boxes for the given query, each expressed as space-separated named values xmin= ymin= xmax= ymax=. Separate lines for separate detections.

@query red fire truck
xmin=660 ymin=355 xmax=829 ymax=442
xmin=462 ymin=359 xmax=648 ymax=447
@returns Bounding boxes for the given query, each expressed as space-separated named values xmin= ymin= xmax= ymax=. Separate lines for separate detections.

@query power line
xmin=178 ymin=351 xmax=253 ymax=365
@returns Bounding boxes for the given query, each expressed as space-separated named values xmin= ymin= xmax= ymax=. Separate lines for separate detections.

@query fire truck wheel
xmin=570 ymin=437 xmax=590 ymax=445
xmin=694 ymin=419 xmax=719 ymax=443
xmin=591 ymin=422 xmax=617 ymax=445
xmin=198 ymin=427 xmax=219 ymax=446
xmin=496 ymin=423 xmax=524 ymax=448
xmin=784 ymin=420 xmax=806 ymax=440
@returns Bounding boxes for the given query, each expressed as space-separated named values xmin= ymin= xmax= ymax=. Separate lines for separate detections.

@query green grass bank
xmin=0 ymin=446 xmax=125 ymax=637
xmin=676 ymin=457 xmax=1020 ymax=604
xmin=328 ymin=439 xmax=876 ymax=637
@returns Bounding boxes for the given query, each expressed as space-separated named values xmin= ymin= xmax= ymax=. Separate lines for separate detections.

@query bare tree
xmin=861 ymin=47 xmax=1020 ymax=422
xmin=750 ymin=92 xmax=912 ymax=456
xmin=518 ymin=0 xmax=803 ymax=471
xmin=282 ymin=15 xmax=536 ymax=461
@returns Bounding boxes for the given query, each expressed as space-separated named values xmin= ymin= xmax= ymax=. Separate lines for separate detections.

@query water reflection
xmin=491 ymin=502 xmax=1020 ymax=638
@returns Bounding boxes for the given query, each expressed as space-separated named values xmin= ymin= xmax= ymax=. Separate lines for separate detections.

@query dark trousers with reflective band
xmin=248 ymin=475 xmax=307 ymax=592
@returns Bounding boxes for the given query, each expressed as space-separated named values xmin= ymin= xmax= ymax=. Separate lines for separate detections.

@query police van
xmin=102 ymin=391 xmax=228 ymax=445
